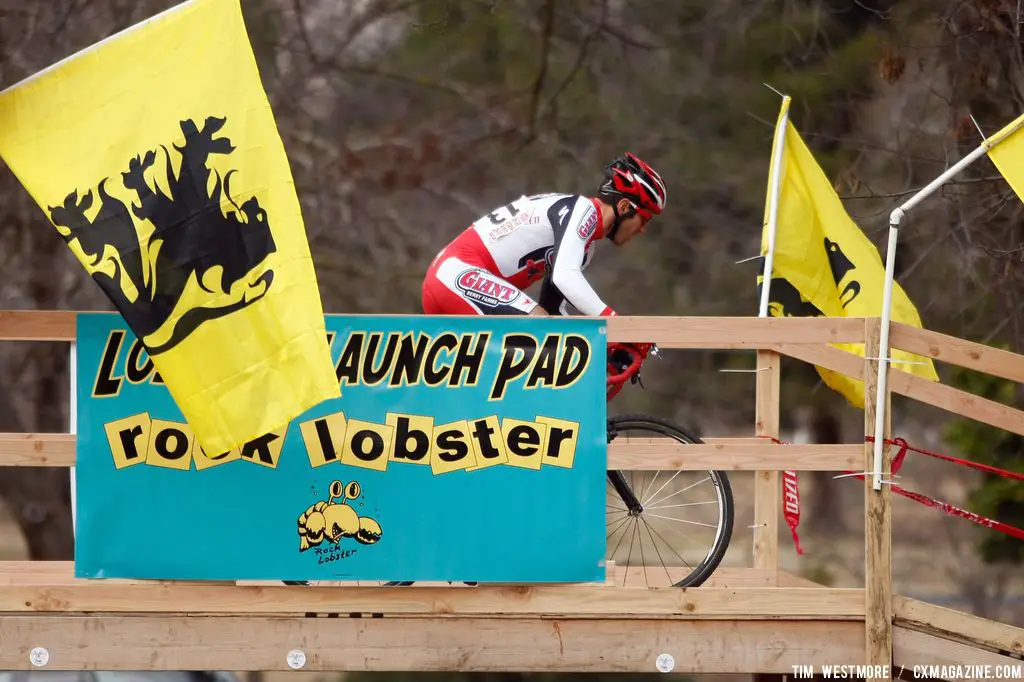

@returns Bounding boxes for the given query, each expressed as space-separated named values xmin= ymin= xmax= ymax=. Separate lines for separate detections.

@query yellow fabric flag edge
xmin=985 ymin=111 xmax=1024 ymax=205
xmin=159 ymin=325 xmax=342 ymax=457
xmin=758 ymin=95 xmax=940 ymax=410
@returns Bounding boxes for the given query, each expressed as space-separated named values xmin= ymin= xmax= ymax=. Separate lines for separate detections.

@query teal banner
xmin=73 ymin=312 xmax=608 ymax=583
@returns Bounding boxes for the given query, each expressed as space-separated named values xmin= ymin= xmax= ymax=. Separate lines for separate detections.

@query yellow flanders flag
xmin=757 ymin=96 xmax=938 ymax=407
xmin=0 ymin=0 xmax=340 ymax=455
xmin=984 ymin=112 xmax=1024 ymax=201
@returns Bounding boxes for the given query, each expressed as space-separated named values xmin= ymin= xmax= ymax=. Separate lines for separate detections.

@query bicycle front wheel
xmin=606 ymin=413 xmax=734 ymax=588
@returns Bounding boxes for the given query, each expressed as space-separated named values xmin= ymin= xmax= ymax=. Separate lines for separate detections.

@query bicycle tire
xmin=607 ymin=413 xmax=734 ymax=588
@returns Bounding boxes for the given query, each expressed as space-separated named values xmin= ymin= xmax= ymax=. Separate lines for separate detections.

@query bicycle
xmin=285 ymin=341 xmax=735 ymax=589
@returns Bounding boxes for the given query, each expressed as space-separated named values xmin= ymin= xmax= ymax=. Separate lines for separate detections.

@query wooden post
xmin=751 ymin=348 xmax=781 ymax=682
xmin=863 ymin=317 xmax=893 ymax=668
xmin=753 ymin=349 xmax=780 ymax=575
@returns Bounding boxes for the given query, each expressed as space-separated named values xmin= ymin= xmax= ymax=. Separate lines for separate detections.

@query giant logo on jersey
xmin=578 ymin=207 xmax=599 ymax=240
xmin=456 ymin=269 xmax=522 ymax=308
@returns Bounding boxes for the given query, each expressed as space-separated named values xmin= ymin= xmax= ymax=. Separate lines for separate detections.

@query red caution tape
xmin=758 ymin=434 xmax=1024 ymax=550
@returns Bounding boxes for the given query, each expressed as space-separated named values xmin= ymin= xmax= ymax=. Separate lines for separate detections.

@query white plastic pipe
xmin=758 ymin=98 xmax=790 ymax=318
xmin=872 ymin=142 xmax=990 ymax=490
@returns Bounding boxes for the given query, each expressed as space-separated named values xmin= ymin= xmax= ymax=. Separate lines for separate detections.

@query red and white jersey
xmin=437 ymin=192 xmax=610 ymax=316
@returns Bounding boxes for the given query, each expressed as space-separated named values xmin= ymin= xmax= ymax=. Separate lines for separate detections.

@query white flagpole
xmin=758 ymin=95 xmax=790 ymax=317
xmin=871 ymin=140 xmax=992 ymax=490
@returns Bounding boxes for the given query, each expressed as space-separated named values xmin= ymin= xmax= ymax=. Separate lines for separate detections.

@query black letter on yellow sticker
xmin=240 ymin=429 xmax=287 ymax=469
xmin=299 ymin=411 xmax=347 ymax=467
xmin=104 ymin=413 xmax=152 ymax=469
xmin=502 ymin=418 xmax=547 ymax=470
xmin=387 ymin=413 xmax=432 ymax=464
xmin=431 ymin=420 xmax=476 ymax=474
xmin=147 ymin=420 xmax=195 ymax=471
xmin=341 ymin=419 xmax=392 ymax=472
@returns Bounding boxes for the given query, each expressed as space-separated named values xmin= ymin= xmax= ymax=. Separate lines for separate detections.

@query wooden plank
xmin=894 ymin=596 xmax=1024 ymax=656
xmin=0 ymin=561 xmax=611 ymax=588
xmin=0 ymin=563 xmax=779 ymax=590
xmin=0 ymin=310 xmax=76 ymax=341
xmin=753 ymin=350 xmax=780 ymax=576
xmin=1 ymin=433 xmax=864 ymax=470
xmin=0 ymin=561 xmax=73 ymax=580
xmin=607 ymin=438 xmax=861 ymax=471
xmin=894 ymin=626 xmax=1024 ymax=678
xmin=777 ymin=570 xmax=827 ymax=588
xmin=606 ymin=315 xmax=866 ymax=347
xmin=0 ymin=433 xmax=75 ymax=466
xmin=863 ymin=317 xmax=893 ymax=669
xmin=3 ymin=563 xmax=781 ymax=591
xmin=888 ymin=368 xmax=1024 ymax=437
xmin=775 ymin=331 xmax=1024 ymax=437
xmin=773 ymin=343 xmax=864 ymax=380
xmin=0 ymin=310 xmax=868 ymax=346
xmin=0 ymin=615 xmax=866 ymax=672
xmin=0 ymin=582 xmax=866 ymax=618
xmin=606 ymin=566 xmax=780 ymax=589
xmin=890 ymin=321 xmax=1024 ymax=384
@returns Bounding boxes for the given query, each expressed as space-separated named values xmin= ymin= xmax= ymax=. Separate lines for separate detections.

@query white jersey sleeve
xmin=548 ymin=196 xmax=610 ymax=316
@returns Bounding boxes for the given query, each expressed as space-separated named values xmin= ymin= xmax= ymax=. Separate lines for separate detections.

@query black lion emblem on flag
xmin=48 ymin=115 xmax=276 ymax=354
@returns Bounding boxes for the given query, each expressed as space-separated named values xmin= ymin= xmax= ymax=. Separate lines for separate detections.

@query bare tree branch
xmin=523 ymin=0 xmax=556 ymax=143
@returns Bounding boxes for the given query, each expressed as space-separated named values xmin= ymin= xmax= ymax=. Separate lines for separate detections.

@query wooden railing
xmin=0 ymin=309 xmax=1022 ymax=674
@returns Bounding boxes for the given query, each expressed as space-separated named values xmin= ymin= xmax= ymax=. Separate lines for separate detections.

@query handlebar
xmin=606 ymin=342 xmax=644 ymax=386
xmin=605 ymin=342 xmax=658 ymax=399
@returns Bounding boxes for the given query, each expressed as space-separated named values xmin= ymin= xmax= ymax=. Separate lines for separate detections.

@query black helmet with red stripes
xmin=598 ymin=152 xmax=667 ymax=221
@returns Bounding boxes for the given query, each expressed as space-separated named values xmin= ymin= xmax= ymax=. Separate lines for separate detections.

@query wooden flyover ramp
xmin=1 ymin=310 xmax=1022 ymax=678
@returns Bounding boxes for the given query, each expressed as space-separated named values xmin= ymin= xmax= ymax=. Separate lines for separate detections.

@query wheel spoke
xmin=644 ymin=512 xmax=719 ymax=529
xmin=645 ymin=500 xmax=718 ymax=510
xmin=640 ymin=514 xmax=693 ymax=569
xmin=604 ymin=417 xmax=734 ymax=588
xmin=642 ymin=468 xmax=683 ymax=507
xmin=646 ymin=476 xmax=711 ymax=509
xmin=638 ymin=514 xmax=675 ymax=585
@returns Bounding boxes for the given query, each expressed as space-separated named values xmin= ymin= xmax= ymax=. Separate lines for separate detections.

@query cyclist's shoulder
xmin=526 ymin=191 xmax=575 ymax=200
xmin=507 ymin=191 xmax=576 ymax=210
xmin=525 ymin=191 xmax=587 ymax=204
xmin=522 ymin=192 xmax=596 ymax=222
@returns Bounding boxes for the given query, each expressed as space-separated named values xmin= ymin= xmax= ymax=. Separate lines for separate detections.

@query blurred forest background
xmin=2 ymin=0 xmax=1024 ymax=680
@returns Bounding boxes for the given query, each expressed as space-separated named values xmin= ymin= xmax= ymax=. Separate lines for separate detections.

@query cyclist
xmin=420 ymin=151 xmax=665 ymax=372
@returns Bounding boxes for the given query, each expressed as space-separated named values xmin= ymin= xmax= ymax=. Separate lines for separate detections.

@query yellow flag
xmin=757 ymin=97 xmax=938 ymax=407
xmin=985 ymin=112 xmax=1024 ymax=202
xmin=0 ymin=0 xmax=340 ymax=455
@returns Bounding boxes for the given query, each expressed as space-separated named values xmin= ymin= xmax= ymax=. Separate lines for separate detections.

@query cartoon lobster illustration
xmin=297 ymin=480 xmax=382 ymax=551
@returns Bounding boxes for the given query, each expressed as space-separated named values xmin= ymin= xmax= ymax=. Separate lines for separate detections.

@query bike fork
xmin=607 ymin=423 xmax=643 ymax=514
